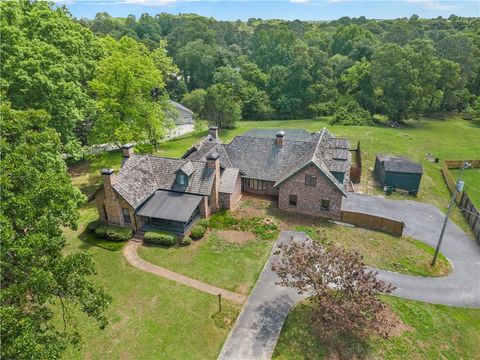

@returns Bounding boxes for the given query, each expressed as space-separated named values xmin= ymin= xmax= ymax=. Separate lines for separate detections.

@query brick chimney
xmin=122 ymin=143 xmax=134 ymax=158
xmin=209 ymin=126 xmax=218 ymax=139
xmin=275 ymin=131 xmax=286 ymax=147
xmin=101 ymin=168 xmax=116 ymax=201
xmin=206 ymin=151 xmax=220 ymax=212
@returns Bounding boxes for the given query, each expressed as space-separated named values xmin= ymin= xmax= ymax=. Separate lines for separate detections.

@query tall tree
xmin=203 ymin=84 xmax=241 ymax=128
xmin=0 ymin=104 xmax=110 ymax=360
xmin=89 ymin=36 xmax=168 ymax=146
xmin=342 ymin=58 xmax=375 ymax=116
xmin=0 ymin=0 xmax=103 ymax=149
xmin=372 ymin=44 xmax=421 ymax=122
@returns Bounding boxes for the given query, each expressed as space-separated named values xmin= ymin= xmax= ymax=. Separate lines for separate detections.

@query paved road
xmin=219 ymin=194 xmax=480 ymax=360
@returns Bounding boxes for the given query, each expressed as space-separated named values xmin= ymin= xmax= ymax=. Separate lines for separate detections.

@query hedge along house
xmin=184 ymin=127 xmax=351 ymax=220
xmin=374 ymin=154 xmax=423 ymax=195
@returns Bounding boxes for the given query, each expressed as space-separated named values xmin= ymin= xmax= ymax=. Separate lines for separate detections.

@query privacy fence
xmin=441 ymin=160 xmax=480 ymax=242
xmin=349 ymin=141 xmax=362 ymax=184
xmin=340 ymin=210 xmax=405 ymax=237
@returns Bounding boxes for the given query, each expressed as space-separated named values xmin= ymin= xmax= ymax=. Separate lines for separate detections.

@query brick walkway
xmin=123 ymin=241 xmax=247 ymax=304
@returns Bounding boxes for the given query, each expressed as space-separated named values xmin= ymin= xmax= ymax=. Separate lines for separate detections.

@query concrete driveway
xmin=219 ymin=194 xmax=480 ymax=360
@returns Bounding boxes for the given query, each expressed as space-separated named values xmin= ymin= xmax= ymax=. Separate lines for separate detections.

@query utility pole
xmin=431 ymin=161 xmax=470 ymax=266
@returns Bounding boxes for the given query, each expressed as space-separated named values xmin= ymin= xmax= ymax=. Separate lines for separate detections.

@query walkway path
xmin=123 ymin=241 xmax=246 ymax=304
xmin=219 ymin=194 xmax=480 ymax=360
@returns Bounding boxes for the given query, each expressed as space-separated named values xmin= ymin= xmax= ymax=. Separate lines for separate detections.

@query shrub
xmin=95 ymin=224 xmax=132 ymax=242
xmin=180 ymin=236 xmax=192 ymax=246
xmin=329 ymin=101 xmax=373 ymax=126
xmin=190 ymin=225 xmax=206 ymax=240
xmin=87 ymin=219 xmax=101 ymax=232
xmin=208 ymin=210 xmax=238 ymax=229
xmin=144 ymin=230 xmax=177 ymax=246
xmin=196 ymin=218 xmax=210 ymax=230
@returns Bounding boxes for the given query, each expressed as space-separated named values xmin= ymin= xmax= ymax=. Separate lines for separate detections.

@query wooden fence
xmin=349 ymin=141 xmax=362 ymax=184
xmin=340 ymin=210 xmax=405 ymax=237
xmin=441 ymin=159 xmax=480 ymax=243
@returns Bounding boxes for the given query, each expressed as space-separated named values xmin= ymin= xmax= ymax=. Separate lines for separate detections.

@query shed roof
xmin=376 ymin=155 xmax=423 ymax=174
xmin=220 ymin=168 xmax=240 ymax=194
xmin=169 ymin=100 xmax=193 ymax=114
xmin=136 ymin=190 xmax=202 ymax=222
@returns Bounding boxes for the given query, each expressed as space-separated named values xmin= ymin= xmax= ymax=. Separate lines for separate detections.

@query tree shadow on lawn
xmin=78 ymin=229 xmax=125 ymax=251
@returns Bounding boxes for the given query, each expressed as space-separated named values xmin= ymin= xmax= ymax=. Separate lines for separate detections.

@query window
xmin=320 ymin=199 xmax=330 ymax=211
xmin=178 ymin=173 xmax=187 ymax=186
xmin=122 ymin=208 xmax=131 ymax=224
xmin=289 ymin=195 xmax=298 ymax=206
xmin=305 ymin=174 xmax=317 ymax=187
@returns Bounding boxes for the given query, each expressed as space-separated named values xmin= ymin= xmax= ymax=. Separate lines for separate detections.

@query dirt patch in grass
xmin=216 ymin=230 xmax=256 ymax=245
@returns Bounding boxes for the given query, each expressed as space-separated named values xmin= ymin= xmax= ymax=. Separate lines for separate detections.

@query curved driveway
xmin=219 ymin=194 xmax=480 ymax=360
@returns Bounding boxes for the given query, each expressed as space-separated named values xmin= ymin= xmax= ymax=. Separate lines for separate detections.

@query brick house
xmin=93 ymin=126 xmax=351 ymax=235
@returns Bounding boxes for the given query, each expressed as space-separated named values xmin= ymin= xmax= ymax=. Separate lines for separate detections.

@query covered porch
xmin=136 ymin=190 xmax=202 ymax=234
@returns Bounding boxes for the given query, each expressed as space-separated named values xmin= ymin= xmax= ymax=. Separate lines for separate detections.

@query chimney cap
xmin=276 ymin=131 xmax=286 ymax=138
xmin=209 ymin=126 xmax=218 ymax=130
xmin=101 ymin=168 xmax=115 ymax=175
xmin=206 ymin=151 xmax=220 ymax=161
xmin=122 ymin=143 xmax=134 ymax=149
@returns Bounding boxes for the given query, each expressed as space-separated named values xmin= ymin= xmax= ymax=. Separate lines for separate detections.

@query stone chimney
xmin=101 ymin=168 xmax=116 ymax=200
xmin=275 ymin=131 xmax=286 ymax=147
xmin=209 ymin=126 xmax=219 ymax=139
xmin=206 ymin=151 xmax=220 ymax=212
xmin=122 ymin=143 xmax=134 ymax=158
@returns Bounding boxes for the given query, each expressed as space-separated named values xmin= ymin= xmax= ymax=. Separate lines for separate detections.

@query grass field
xmin=138 ymin=231 xmax=274 ymax=295
xmin=451 ymin=168 xmax=480 ymax=209
xmin=294 ymin=224 xmax=451 ymax=277
xmin=61 ymin=205 xmax=240 ymax=360
xmin=273 ymin=296 xmax=480 ymax=360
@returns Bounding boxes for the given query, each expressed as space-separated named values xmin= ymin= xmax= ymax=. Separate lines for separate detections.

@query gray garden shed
xmin=374 ymin=155 xmax=423 ymax=195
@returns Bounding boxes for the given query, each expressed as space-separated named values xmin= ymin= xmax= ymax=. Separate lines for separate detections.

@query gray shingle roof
xmin=183 ymin=136 xmax=232 ymax=168
xmin=169 ymin=100 xmax=193 ymax=114
xmin=114 ymin=155 xmax=214 ymax=208
xmin=243 ymin=128 xmax=313 ymax=142
xmin=136 ymin=190 xmax=202 ymax=222
xmin=220 ymin=168 xmax=240 ymax=194
xmin=178 ymin=160 xmax=195 ymax=176
xmin=377 ymin=155 xmax=423 ymax=174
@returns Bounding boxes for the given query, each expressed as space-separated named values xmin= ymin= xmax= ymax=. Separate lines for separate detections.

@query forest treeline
xmin=2 ymin=1 xmax=480 ymax=157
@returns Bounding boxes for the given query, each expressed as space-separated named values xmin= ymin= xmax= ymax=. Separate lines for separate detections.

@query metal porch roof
xmin=136 ymin=190 xmax=202 ymax=222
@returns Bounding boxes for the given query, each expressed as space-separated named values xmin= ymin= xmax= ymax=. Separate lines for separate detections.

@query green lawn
xmin=229 ymin=117 xmax=477 ymax=233
xmin=138 ymin=231 xmax=274 ymax=295
xmin=294 ymin=224 xmax=451 ymax=277
xmin=61 ymin=205 xmax=240 ymax=360
xmin=451 ymin=168 xmax=480 ymax=209
xmin=273 ymin=296 xmax=480 ymax=360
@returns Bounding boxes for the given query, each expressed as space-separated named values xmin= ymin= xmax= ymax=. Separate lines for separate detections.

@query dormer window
xmin=178 ymin=173 xmax=188 ymax=186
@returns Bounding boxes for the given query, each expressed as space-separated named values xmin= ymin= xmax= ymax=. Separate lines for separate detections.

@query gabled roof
xmin=243 ymin=128 xmax=314 ymax=142
xmin=183 ymin=135 xmax=232 ymax=169
xmin=114 ymin=155 xmax=215 ymax=209
xmin=177 ymin=160 xmax=195 ymax=176
xmin=273 ymin=128 xmax=347 ymax=196
xmin=169 ymin=100 xmax=193 ymax=114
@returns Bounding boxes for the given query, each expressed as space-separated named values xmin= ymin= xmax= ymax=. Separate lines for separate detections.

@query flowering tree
xmin=272 ymin=238 xmax=396 ymax=342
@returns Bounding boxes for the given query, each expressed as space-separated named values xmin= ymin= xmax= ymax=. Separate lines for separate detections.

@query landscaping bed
xmin=273 ymin=296 xmax=480 ymax=360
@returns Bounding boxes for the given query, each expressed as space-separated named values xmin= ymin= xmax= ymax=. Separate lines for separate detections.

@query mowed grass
xmin=294 ymin=224 xmax=451 ymax=277
xmin=138 ymin=230 xmax=275 ymax=295
xmin=61 ymin=205 xmax=240 ymax=360
xmin=451 ymin=167 xmax=480 ymax=209
xmin=273 ymin=296 xmax=480 ymax=360
xmin=199 ymin=116 xmax=478 ymax=233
